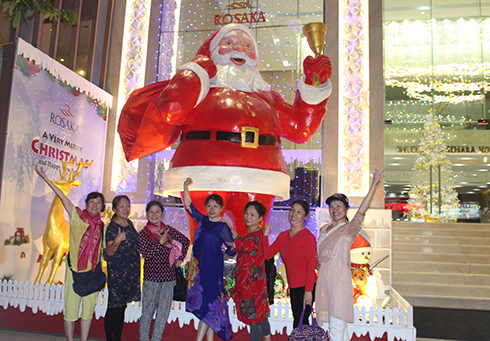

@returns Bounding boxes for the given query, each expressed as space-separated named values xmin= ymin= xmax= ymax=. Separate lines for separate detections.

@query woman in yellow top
xmin=35 ymin=165 xmax=105 ymax=341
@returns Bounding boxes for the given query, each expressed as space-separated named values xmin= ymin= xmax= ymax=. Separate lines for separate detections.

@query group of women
xmin=36 ymin=165 xmax=190 ymax=341
xmin=183 ymin=178 xmax=274 ymax=341
xmin=264 ymin=169 xmax=384 ymax=341
xmin=183 ymin=169 xmax=383 ymax=341
xmin=36 ymin=162 xmax=383 ymax=341
xmin=105 ymin=196 xmax=192 ymax=341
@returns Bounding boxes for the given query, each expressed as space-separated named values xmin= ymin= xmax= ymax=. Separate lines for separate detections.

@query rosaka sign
xmin=215 ymin=1 xmax=266 ymax=25
xmin=397 ymin=146 xmax=490 ymax=153
xmin=214 ymin=11 xmax=266 ymax=25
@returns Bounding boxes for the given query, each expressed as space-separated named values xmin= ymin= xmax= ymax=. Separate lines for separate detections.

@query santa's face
xmin=217 ymin=30 xmax=257 ymax=66
xmin=210 ymin=29 xmax=270 ymax=92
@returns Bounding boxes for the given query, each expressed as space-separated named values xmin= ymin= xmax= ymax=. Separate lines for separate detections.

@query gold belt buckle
xmin=241 ymin=126 xmax=259 ymax=148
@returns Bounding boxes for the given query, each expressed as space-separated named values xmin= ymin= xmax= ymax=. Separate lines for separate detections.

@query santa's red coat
xmin=118 ymin=62 xmax=331 ymax=200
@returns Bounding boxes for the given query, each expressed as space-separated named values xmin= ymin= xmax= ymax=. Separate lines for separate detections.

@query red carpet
xmin=0 ymin=306 xmax=402 ymax=341
xmin=0 ymin=306 xmax=289 ymax=340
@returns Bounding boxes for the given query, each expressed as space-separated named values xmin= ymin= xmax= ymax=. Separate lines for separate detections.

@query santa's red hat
xmin=196 ymin=24 xmax=259 ymax=67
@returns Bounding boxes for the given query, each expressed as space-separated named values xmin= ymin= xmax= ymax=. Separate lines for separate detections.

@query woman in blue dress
xmin=183 ymin=177 xmax=235 ymax=341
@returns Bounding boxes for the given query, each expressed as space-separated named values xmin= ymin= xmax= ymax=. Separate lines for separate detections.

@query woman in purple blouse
xmin=138 ymin=201 xmax=190 ymax=341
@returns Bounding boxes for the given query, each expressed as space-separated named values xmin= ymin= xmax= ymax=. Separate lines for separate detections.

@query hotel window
xmin=0 ymin=0 xmax=113 ymax=87
xmin=383 ymin=1 xmax=490 ymax=222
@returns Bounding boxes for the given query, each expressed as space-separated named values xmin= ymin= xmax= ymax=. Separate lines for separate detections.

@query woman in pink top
xmin=263 ymin=200 xmax=317 ymax=328
xmin=316 ymin=169 xmax=384 ymax=341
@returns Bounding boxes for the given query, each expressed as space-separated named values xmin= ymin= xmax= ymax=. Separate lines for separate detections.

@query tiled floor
xmin=0 ymin=329 xmax=72 ymax=341
xmin=0 ymin=329 xmax=458 ymax=341
xmin=0 ymin=329 xmax=69 ymax=340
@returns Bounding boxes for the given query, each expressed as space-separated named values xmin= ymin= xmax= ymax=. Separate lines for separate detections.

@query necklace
xmin=324 ymin=221 xmax=346 ymax=237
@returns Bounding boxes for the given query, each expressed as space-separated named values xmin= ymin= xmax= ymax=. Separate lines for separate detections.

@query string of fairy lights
xmin=384 ymin=17 xmax=490 ymax=105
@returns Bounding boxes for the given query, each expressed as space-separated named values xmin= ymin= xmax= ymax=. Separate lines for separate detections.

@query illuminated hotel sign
xmin=385 ymin=202 xmax=408 ymax=211
xmin=215 ymin=1 xmax=266 ymax=25
xmin=397 ymin=146 xmax=490 ymax=153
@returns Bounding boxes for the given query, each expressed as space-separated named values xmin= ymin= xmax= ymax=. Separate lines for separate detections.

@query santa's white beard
xmin=211 ymin=51 xmax=270 ymax=92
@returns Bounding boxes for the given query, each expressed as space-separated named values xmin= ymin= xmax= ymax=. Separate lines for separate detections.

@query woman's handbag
xmin=265 ymin=257 xmax=276 ymax=304
xmin=173 ymin=266 xmax=187 ymax=301
xmin=288 ymin=306 xmax=329 ymax=341
xmin=67 ymin=254 xmax=106 ymax=297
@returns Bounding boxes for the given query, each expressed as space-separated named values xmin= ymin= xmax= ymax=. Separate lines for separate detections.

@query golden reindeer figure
xmin=34 ymin=159 xmax=93 ymax=285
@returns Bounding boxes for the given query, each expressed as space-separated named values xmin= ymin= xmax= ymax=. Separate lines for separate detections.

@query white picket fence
xmin=0 ymin=280 xmax=415 ymax=341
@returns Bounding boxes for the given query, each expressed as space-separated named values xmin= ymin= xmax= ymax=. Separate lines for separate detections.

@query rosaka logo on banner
xmin=214 ymin=1 xmax=266 ymax=25
xmin=50 ymin=104 xmax=80 ymax=134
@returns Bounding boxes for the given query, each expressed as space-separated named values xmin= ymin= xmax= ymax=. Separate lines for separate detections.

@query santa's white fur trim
xmin=297 ymin=77 xmax=332 ymax=105
xmin=177 ymin=62 xmax=210 ymax=106
xmin=158 ymin=166 xmax=290 ymax=200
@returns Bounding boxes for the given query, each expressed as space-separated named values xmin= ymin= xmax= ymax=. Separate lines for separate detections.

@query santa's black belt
xmin=182 ymin=127 xmax=277 ymax=149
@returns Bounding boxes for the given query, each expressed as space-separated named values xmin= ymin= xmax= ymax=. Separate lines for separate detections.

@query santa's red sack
xmin=117 ymin=80 xmax=181 ymax=162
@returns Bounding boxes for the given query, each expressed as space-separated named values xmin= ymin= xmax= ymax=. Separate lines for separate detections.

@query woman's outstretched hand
xmin=183 ymin=177 xmax=194 ymax=209
xmin=221 ymin=215 xmax=238 ymax=239
xmin=159 ymin=229 xmax=169 ymax=245
xmin=263 ymin=222 xmax=272 ymax=236
xmin=358 ymin=168 xmax=385 ymax=216
xmin=34 ymin=163 xmax=74 ymax=220
xmin=184 ymin=177 xmax=193 ymax=187
xmin=35 ymin=164 xmax=48 ymax=180
xmin=372 ymin=169 xmax=385 ymax=187
xmin=219 ymin=215 xmax=233 ymax=229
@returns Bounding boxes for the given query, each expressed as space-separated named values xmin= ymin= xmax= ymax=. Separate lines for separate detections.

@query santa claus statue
xmin=118 ymin=23 xmax=332 ymax=237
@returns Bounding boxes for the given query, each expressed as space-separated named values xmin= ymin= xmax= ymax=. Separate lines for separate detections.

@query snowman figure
xmin=350 ymin=231 xmax=386 ymax=308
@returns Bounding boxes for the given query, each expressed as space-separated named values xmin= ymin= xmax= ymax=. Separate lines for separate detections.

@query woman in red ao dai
xmin=233 ymin=201 xmax=271 ymax=341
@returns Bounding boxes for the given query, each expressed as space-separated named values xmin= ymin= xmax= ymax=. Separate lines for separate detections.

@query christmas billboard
xmin=0 ymin=38 xmax=112 ymax=284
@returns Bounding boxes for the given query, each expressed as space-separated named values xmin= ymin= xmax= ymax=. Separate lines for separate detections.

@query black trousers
xmin=289 ymin=284 xmax=316 ymax=329
xmin=104 ymin=305 xmax=127 ymax=341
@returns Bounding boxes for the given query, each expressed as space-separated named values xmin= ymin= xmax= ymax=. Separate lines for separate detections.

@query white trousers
xmin=329 ymin=316 xmax=350 ymax=341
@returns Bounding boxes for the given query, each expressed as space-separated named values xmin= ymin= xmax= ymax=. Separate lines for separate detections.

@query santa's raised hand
xmin=303 ymin=54 xmax=333 ymax=85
